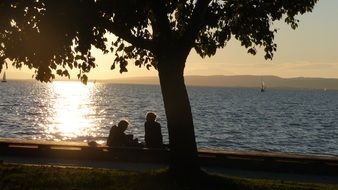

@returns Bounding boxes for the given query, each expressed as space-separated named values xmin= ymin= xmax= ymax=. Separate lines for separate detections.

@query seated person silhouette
xmin=144 ymin=112 xmax=163 ymax=148
xmin=107 ymin=120 xmax=139 ymax=147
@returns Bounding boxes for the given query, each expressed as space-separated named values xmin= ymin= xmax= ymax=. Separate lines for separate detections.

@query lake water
xmin=0 ymin=80 xmax=337 ymax=156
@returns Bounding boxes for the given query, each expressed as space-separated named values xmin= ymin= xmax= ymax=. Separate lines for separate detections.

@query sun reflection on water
xmin=48 ymin=81 xmax=95 ymax=141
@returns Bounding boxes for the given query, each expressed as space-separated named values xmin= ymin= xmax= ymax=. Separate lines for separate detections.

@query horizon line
xmin=3 ymin=74 xmax=338 ymax=81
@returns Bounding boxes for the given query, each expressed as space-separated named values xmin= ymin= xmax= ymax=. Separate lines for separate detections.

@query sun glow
xmin=48 ymin=81 xmax=95 ymax=140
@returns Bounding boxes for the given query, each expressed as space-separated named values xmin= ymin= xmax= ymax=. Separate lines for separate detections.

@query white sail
xmin=2 ymin=72 xmax=6 ymax=82
xmin=261 ymin=81 xmax=265 ymax=92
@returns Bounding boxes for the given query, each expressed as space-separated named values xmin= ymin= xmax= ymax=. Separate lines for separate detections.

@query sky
xmin=4 ymin=0 xmax=338 ymax=80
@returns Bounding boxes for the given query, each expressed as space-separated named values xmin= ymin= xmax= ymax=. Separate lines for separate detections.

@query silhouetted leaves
xmin=0 ymin=0 xmax=318 ymax=82
xmin=0 ymin=0 xmax=319 ymax=174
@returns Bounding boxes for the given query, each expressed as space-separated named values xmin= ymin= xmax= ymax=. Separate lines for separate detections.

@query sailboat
xmin=1 ymin=72 xmax=7 ymax=82
xmin=260 ymin=81 xmax=265 ymax=92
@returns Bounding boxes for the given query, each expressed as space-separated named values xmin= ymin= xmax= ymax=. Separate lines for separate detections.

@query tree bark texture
xmin=157 ymin=49 xmax=199 ymax=174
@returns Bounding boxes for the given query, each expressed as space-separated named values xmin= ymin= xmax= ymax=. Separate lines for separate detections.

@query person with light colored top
xmin=144 ymin=112 xmax=163 ymax=148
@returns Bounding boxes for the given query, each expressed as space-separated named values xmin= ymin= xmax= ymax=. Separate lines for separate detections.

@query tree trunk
xmin=157 ymin=51 xmax=199 ymax=175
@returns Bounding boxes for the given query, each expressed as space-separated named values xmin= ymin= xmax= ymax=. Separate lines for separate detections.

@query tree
xmin=0 ymin=0 xmax=318 ymax=174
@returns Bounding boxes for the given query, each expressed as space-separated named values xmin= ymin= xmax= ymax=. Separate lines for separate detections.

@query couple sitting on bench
xmin=106 ymin=112 xmax=163 ymax=148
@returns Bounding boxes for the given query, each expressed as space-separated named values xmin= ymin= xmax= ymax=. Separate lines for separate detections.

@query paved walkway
xmin=205 ymin=166 xmax=338 ymax=185
xmin=1 ymin=155 xmax=338 ymax=185
xmin=0 ymin=155 xmax=166 ymax=171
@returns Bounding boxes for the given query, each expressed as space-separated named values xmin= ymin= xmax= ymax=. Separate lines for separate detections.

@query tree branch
xmin=148 ymin=0 xmax=172 ymax=40
xmin=102 ymin=18 xmax=155 ymax=52
xmin=181 ymin=0 xmax=211 ymax=48
xmin=96 ymin=0 xmax=154 ymax=51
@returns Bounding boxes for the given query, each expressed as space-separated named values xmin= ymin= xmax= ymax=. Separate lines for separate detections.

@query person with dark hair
xmin=144 ymin=112 xmax=163 ymax=148
xmin=107 ymin=120 xmax=139 ymax=147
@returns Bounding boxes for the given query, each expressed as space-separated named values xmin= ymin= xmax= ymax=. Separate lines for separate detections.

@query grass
xmin=0 ymin=163 xmax=337 ymax=190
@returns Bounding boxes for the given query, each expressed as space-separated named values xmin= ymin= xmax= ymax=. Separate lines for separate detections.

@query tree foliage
xmin=0 ymin=0 xmax=318 ymax=83
xmin=1 ymin=0 xmax=318 ymax=174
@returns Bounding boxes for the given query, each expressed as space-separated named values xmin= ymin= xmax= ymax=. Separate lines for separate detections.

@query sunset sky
xmin=4 ymin=0 xmax=338 ymax=80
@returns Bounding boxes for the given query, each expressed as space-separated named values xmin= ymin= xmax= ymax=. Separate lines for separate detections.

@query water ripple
xmin=0 ymin=81 xmax=337 ymax=156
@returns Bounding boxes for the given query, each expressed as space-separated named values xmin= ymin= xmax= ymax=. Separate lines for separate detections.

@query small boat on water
xmin=1 ymin=72 xmax=6 ymax=82
xmin=260 ymin=81 xmax=265 ymax=92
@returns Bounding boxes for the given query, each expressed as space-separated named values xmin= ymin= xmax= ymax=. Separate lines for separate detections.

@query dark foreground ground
xmin=1 ymin=163 xmax=337 ymax=190
xmin=1 ymin=139 xmax=338 ymax=189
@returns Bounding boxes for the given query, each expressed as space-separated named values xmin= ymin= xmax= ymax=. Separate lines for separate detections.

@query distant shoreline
xmin=102 ymin=75 xmax=338 ymax=90
xmin=4 ymin=75 xmax=338 ymax=90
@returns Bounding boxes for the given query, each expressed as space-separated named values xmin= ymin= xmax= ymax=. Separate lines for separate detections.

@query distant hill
xmin=105 ymin=75 xmax=338 ymax=90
